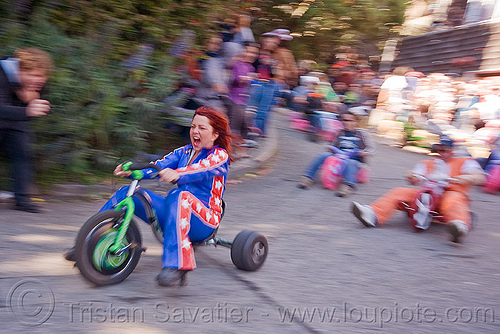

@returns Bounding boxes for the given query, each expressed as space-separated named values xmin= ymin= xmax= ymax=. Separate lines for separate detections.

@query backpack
xmin=320 ymin=156 xmax=344 ymax=190
xmin=320 ymin=157 xmax=370 ymax=190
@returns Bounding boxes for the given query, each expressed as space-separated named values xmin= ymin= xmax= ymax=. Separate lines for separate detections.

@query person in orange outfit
xmin=351 ymin=136 xmax=485 ymax=243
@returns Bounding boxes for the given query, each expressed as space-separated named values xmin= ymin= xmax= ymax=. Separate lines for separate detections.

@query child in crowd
xmin=298 ymin=111 xmax=375 ymax=196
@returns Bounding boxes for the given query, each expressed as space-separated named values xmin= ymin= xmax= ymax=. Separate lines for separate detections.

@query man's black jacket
xmin=0 ymin=61 xmax=30 ymax=131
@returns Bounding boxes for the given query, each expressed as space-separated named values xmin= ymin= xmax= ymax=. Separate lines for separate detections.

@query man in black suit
xmin=0 ymin=47 xmax=52 ymax=212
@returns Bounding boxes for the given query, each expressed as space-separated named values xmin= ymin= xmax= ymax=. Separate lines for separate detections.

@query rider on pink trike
xmin=352 ymin=136 xmax=485 ymax=243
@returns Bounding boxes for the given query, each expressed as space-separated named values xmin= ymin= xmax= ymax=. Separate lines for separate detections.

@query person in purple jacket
xmin=228 ymin=41 xmax=260 ymax=151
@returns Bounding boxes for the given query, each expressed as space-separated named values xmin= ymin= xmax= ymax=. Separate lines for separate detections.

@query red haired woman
xmin=102 ymin=107 xmax=233 ymax=286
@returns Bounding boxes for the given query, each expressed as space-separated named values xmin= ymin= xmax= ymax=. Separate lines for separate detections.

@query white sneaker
xmin=448 ymin=220 xmax=470 ymax=243
xmin=352 ymin=202 xmax=377 ymax=227
xmin=240 ymin=139 xmax=258 ymax=148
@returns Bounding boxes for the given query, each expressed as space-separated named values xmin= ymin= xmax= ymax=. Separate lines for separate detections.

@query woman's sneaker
xmin=157 ymin=268 xmax=188 ymax=287
xmin=351 ymin=202 xmax=377 ymax=227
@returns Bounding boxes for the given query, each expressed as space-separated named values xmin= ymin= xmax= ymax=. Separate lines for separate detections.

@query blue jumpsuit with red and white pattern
xmin=100 ymin=145 xmax=229 ymax=270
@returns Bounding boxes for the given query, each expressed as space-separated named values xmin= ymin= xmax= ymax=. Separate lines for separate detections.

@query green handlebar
xmin=131 ymin=170 xmax=144 ymax=180
xmin=122 ymin=161 xmax=132 ymax=171
xmin=121 ymin=162 xmax=144 ymax=180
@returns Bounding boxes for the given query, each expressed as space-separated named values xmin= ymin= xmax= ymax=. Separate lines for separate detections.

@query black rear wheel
xmin=75 ymin=210 xmax=142 ymax=286
xmin=231 ymin=230 xmax=268 ymax=271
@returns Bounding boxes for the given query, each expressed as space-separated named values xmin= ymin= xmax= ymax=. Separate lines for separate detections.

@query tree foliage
xmin=251 ymin=0 xmax=406 ymax=63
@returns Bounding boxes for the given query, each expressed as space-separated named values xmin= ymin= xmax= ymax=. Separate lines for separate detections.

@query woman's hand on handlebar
xmin=114 ymin=164 xmax=132 ymax=178
xmin=159 ymin=168 xmax=180 ymax=184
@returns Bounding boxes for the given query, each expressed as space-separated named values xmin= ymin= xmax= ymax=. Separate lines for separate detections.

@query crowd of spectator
xmin=164 ymin=13 xmax=499 ymax=167
xmin=166 ymin=14 xmax=299 ymax=158
xmin=165 ymin=14 xmax=390 ymax=158
xmin=373 ymin=67 xmax=500 ymax=157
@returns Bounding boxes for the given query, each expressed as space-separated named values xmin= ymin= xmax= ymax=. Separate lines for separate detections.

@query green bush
xmin=0 ymin=8 xmax=181 ymax=185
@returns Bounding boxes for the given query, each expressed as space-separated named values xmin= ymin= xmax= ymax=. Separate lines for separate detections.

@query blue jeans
xmin=280 ymin=89 xmax=294 ymax=108
xmin=305 ymin=112 xmax=322 ymax=132
xmin=247 ymin=80 xmax=279 ymax=134
xmin=303 ymin=152 xmax=360 ymax=187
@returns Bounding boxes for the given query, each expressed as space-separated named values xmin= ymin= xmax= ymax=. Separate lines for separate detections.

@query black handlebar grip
xmin=128 ymin=163 xmax=162 ymax=171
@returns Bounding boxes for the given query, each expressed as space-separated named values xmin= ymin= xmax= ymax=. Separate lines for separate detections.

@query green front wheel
xmin=75 ymin=210 xmax=142 ymax=286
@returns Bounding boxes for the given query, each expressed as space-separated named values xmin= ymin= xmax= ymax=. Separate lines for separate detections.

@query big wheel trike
xmin=74 ymin=162 xmax=268 ymax=286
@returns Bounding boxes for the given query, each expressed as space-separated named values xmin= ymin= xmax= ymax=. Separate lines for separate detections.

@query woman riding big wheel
xmin=103 ymin=106 xmax=233 ymax=286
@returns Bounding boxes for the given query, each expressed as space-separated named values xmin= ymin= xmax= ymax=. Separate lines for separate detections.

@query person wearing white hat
xmin=271 ymin=29 xmax=298 ymax=88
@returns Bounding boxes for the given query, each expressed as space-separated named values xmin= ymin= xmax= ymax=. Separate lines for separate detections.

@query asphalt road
xmin=0 ymin=111 xmax=499 ymax=334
